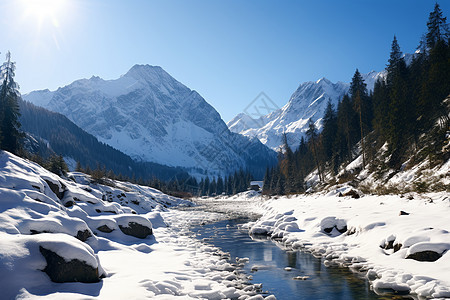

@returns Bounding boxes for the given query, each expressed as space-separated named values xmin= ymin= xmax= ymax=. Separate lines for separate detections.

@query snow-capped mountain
xmin=228 ymin=71 xmax=385 ymax=151
xmin=24 ymin=65 xmax=276 ymax=177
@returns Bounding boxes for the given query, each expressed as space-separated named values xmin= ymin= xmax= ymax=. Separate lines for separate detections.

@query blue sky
xmin=1 ymin=0 xmax=449 ymax=122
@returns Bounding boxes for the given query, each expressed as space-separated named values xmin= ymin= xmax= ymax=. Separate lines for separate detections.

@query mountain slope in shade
xmin=228 ymin=71 xmax=385 ymax=151
xmin=19 ymin=99 xmax=190 ymax=181
xmin=24 ymin=65 xmax=276 ymax=177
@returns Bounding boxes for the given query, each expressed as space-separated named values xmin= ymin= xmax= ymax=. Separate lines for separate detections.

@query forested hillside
xmin=19 ymin=99 xmax=190 ymax=182
xmin=264 ymin=4 xmax=450 ymax=195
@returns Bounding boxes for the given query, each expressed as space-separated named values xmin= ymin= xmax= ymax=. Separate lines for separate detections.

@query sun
xmin=20 ymin=0 xmax=67 ymax=27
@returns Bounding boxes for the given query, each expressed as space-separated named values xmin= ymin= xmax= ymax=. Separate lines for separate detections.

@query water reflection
xmin=191 ymin=217 xmax=403 ymax=300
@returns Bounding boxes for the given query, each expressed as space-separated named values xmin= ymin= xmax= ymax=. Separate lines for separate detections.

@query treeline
xmin=19 ymin=100 xmax=254 ymax=197
xmin=264 ymin=4 xmax=450 ymax=195
xmin=145 ymin=169 xmax=252 ymax=198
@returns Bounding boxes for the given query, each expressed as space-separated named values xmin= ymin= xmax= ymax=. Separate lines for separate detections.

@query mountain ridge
xmin=24 ymin=65 xmax=276 ymax=178
xmin=228 ymin=70 xmax=385 ymax=151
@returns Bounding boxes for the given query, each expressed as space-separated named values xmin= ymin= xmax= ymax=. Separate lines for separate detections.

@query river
xmin=189 ymin=215 xmax=405 ymax=300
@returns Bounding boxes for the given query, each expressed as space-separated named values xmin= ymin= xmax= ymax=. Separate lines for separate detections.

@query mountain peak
xmin=124 ymin=64 xmax=168 ymax=81
xmin=316 ymin=77 xmax=331 ymax=85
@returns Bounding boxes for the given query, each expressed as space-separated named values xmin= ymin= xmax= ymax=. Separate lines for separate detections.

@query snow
xmin=38 ymin=233 xmax=100 ymax=268
xmin=23 ymin=65 xmax=274 ymax=177
xmin=1 ymin=149 xmax=449 ymax=299
xmin=113 ymin=214 xmax=153 ymax=229
xmin=236 ymin=190 xmax=450 ymax=298
xmin=0 ymin=151 xmax=270 ymax=299
xmin=228 ymin=71 xmax=385 ymax=151
xmin=407 ymin=242 xmax=450 ymax=256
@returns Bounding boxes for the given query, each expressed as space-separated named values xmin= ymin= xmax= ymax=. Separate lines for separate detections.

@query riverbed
xmin=180 ymin=196 xmax=400 ymax=299
xmin=189 ymin=216 xmax=388 ymax=300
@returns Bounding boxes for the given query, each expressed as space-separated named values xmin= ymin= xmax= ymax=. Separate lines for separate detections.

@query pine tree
xmin=386 ymin=36 xmax=403 ymax=86
xmin=336 ymin=94 xmax=355 ymax=162
xmin=426 ymin=3 xmax=449 ymax=49
xmin=75 ymin=160 xmax=83 ymax=172
xmin=306 ymin=118 xmax=322 ymax=182
xmin=372 ymin=79 xmax=390 ymax=140
xmin=354 ymin=91 xmax=366 ymax=169
xmin=0 ymin=52 xmax=22 ymax=153
xmin=198 ymin=178 xmax=205 ymax=196
xmin=203 ymin=177 xmax=210 ymax=196
xmin=263 ymin=166 xmax=271 ymax=192
xmin=385 ymin=37 xmax=410 ymax=168
xmin=322 ymin=100 xmax=337 ymax=162
xmin=47 ymin=154 xmax=68 ymax=176
xmin=269 ymin=167 xmax=279 ymax=195
xmin=209 ymin=178 xmax=217 ymax=196
xmin=275 ymin=173 xmax=285 ymax=195
xmin=216 ymin=176 xmax=224 ymax=195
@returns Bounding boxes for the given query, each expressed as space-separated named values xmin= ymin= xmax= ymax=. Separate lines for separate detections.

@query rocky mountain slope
xmin=24 ymin=65 xmax=276 ymax=177
xmin=228 ymin=71 xmax=384 ymax=151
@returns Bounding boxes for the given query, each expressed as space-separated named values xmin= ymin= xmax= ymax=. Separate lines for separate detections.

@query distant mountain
xmin=228 ymin=71 xmax=385 ymax=151
xmin=19 ymin=99 xmax=190 ymax=181
xmin=24 ymin=65 xmax=276 ymax=178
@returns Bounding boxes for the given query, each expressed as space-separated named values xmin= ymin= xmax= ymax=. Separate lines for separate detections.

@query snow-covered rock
xmin=243 ymin=191 xmax=450 ymax=298
xmin=0 ymin=151 xmax=270 ymax=299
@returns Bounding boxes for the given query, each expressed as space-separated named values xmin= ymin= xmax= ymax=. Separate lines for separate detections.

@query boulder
xmin=342 ymin=189 xmax=360 ymax=199
xmin=393 ymin=243 xmax=402 ymax=253
xmin=39 ymin=246 xmax=100 ymax=283
xmin=64 ymin=200 xmax=74 ymax=208
xmin=119 ymin=222 xmax=152 ymax=239
xmin=336 ymin=225 xmax=348 ymax=234
xmin=76 ymin=229 xmax=92 ymax=242
xmin=97 ymin=224 xmax=114 ymax=233
xmin=406 ymin=250 xmax=443 ymax=262
xmin=44 ymin=180 xmax=66 ymax=200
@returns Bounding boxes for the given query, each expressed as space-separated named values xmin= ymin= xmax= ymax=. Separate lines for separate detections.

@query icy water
xmin=191 ymin=217 xmax=398 ymax=300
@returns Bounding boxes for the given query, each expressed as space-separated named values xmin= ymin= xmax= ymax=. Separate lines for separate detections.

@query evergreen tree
xmin=46 ymin=154 xmax=68 ymax=176
xmin=0 ymin=52 xmax=22 ymax=153
xmin=354 ymin=91 xmax=367 ymax=168
xmin=372 ymin=79 xmax=390 ymax=140
xmin=385 ymin=37 xmax=411 ymax=167
xmin=203 ymin=177 xmax=210 ymax=196
xmin=349 ymin=69 xmax=367 ymax=100
xmin=275 ymin=173 xmax=285 ymax=195
xmin=263 ymin=166 xmax=271 ymax=192
xmin=306 ymin=118 xmax=322 ymax=182
xmin=426 ymin=3 xmax=449 ymax=49
xmin=269 ymin=167 xmax=279 ymax=195
xmin=75 ymin=160 xmax=83 ymax=172
xmin=216 ymin=176 xmax=224 ymax=195
xmin=209 ymin=178 xmax=217 ymax=196
xmin=386 ymin=36 xmax=403 ymax=86
xmin=322 ymin=100 xmax=337 ymax=162
xmin=198 ymin=178 xmax=205 ymax=196
xmin=336 ymin=94 xmax=355 ymax=162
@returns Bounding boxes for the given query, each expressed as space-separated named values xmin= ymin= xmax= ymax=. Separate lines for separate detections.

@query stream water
xmin=190 ymin=217 xmax=399 ymax=300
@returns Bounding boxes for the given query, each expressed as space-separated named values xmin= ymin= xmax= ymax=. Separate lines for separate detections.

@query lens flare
xmin=21 ymin=0 xmax=67 ymax=27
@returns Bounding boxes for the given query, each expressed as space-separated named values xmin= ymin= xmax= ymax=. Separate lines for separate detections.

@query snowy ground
xmin=207 ymin=188 xmax=450 ymax=299
xmin=0 ymin=152 xmax=270 ymax=299
xmin=2 ymin=150 xmax=449 ymax=299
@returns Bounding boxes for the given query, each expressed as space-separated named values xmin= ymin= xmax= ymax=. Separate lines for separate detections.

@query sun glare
xmin=21 ymin=0 xmax=67 ymax=27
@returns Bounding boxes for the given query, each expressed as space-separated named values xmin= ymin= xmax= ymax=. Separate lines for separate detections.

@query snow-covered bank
xmin=0 ymin=151 xmax=268 ymax=299
xmin=233 ymin=189 xmax=450 ymax=298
